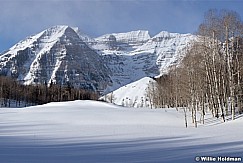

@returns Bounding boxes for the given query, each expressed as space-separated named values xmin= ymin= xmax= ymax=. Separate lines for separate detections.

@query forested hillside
xmin=0 ymin=76 xmax=98 ymax=107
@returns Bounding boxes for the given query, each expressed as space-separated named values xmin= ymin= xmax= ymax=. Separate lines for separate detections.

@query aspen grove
xmin=148 ymin=9 xmax=243 ymax=126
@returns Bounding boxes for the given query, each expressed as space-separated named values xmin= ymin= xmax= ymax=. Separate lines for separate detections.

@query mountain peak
xmin=0 ymin=25 xmax=111 ymax=91
xmin=9 ymin=25 xmax=71 ymax=52
xmin=46 ymin=25 xmax=69 ymax=30
xmin=153 ymin=31 xmax=193 ymax=39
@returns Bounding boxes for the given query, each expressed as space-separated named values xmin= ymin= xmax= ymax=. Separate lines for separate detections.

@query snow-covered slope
xmin=135 ymin=31 xmax=195 ymax=73
xmin=101 ymin=77 xmax=156 ymax=108
xmin=0 ymin=26 xmax=111 ymax=90
xmin=0 ymin=100 xmax=242 ymax=163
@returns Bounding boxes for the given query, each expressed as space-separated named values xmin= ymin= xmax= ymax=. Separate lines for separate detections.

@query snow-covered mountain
xmin=90 ymin=30 xmax=196 ymax=92
xmin=0 ymin=25 xmax=196 ymax=93
xmin=0 ymin=26 xmax=111 ymax=90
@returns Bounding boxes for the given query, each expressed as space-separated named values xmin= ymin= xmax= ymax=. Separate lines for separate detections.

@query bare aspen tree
xmin=146 ymin=81 xmax=156 ymax=109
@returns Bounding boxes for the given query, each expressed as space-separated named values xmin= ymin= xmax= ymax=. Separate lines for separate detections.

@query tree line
xmin=147 ymin=9 xmax=243 ymax=126
xmin=0 ymin=76 xmax=98 ymax=107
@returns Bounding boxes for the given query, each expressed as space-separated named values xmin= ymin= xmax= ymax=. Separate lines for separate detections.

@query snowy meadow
xmin=0 ymin=100 xmax=242 ymax=163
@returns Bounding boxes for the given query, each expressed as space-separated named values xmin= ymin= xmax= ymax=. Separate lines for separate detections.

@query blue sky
xmin=0 ymin=0 xmax=243 ymax=52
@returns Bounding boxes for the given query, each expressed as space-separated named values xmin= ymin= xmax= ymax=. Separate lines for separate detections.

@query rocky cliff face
xmin=0 ymin=26 xmax=111 ymax=90
xmin=0 ymin=26 xmax=195 ymax=93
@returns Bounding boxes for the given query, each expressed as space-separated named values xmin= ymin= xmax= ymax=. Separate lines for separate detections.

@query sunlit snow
xmin=0 ymin=100 xmax=242 ymax=163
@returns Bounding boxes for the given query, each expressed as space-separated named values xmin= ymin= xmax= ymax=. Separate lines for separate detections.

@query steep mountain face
xmin=87 ymin=30 xmax=196 ymax=93
xmin=0 ymin=26 xmax=111 ymax=90
xmin=134 ymin=31 xmax=196 ymax=73
xmin=0 ymin=26 xmax=196 ymax=93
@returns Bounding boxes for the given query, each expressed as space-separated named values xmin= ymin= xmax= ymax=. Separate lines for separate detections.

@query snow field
xmin=0 ymin=100 xmax=242 ymax=163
